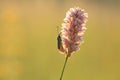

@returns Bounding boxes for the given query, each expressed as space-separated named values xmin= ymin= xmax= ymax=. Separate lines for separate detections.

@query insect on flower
xmin=57 ymin=26 xmax=65 ymax=53
xmin=57 ymin=32 xmax=62 ymax=49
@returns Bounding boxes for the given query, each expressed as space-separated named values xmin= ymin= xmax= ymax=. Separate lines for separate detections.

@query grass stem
xmin=60 ymin=55 xmax=69 ymax=80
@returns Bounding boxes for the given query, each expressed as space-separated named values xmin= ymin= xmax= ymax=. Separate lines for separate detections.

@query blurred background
xmin=0 ymin=0 xmax=120 ymax=80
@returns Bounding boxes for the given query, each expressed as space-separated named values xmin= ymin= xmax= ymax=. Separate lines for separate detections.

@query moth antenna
xmin=57 ymin=26 xmax=61 ymax=35
xmin=56 ymin=26 xmax=59 ymax=34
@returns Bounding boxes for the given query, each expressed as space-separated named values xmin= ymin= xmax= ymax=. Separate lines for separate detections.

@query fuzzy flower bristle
xmin=60 ymin=7 xmax=88 ymax=57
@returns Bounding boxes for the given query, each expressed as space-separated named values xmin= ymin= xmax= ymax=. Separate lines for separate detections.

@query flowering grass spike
xmin=58 ymin=7 xmax=88 ymax=80
xmin=59 ymin=7 xmax=88 ymax=57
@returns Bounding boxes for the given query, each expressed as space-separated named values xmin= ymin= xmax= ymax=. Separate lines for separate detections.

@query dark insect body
xmin=57 ymin=33 xmax=62 ymax=49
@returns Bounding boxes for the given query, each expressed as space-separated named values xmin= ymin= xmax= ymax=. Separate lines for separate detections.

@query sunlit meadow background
xmin=0 ymin=0 xmax=120 ymax=80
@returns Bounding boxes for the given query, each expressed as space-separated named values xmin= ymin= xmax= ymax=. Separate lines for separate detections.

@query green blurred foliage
xmin=0 ymin=0 xmax=120 ymax=80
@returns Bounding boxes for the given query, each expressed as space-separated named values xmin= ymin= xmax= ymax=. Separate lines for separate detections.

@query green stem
xmin=60 ymin=55 xmax=69 ymax=80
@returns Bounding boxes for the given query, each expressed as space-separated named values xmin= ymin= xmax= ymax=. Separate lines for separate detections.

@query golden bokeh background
xmin=0 ymin=0 xmax=120 ymax=80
